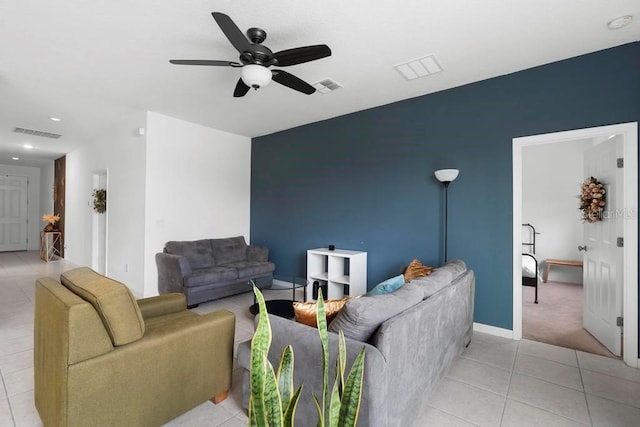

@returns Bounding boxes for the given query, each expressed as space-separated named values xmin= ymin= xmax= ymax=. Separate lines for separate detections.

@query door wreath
xmin=579 ymin=177 xmax=605 ymax=223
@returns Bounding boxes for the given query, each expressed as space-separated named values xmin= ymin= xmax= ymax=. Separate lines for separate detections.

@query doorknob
xmin=578 ymin=245 xmax=588 ymax=252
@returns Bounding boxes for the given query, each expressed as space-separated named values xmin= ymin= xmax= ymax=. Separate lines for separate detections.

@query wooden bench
xmin=543 ymin=259 xmax=583 ymax=283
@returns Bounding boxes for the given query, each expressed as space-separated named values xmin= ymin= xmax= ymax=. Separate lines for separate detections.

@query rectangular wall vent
xmin=313 ymin=78 xmax=343 ymax=94
xmin=394 ymin=55 xmax=443 ymax=81
xmin=13 ymin=127 xmax=62 ymax=139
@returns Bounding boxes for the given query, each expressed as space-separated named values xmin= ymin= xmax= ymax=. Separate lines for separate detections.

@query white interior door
xmin=0 ymin=175 xmax=28 ymax=252
xmin=582 ymin=137 xmax=623 ymax=356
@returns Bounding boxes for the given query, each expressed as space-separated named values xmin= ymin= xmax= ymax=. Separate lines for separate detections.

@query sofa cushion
xmin=183 ymin=267 xmax=238 ymax=288
xmin=328 ymin=283 xmax=423 ymax=342
xmin=293 ymin=298 xmax=350 ymax=328
xmin=247 ymin=245 xmax=269 ymax=262
xmin=211 ymin=236 xmax=247 ymax=265
xmin=368 ymin=274 xmax=405 ymax=296
xmin=403 ymin=258 xmax=434 ymax=282
xmin=410 ymin=259 xmax=467 ymax=299
xmin=226 ymin=261 xmax=276 ymax=279
xmin=60 ymin=267 xmax=145 ymax=346
xmin=165 ymin=239 xmax=215 ymax=270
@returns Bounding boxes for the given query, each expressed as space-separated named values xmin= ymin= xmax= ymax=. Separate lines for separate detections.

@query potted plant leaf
xmin=249 ymin=285 xmax=365 ymax=427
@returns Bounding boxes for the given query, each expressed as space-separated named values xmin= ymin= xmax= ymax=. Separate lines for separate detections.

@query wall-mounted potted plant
xmin=92 ymin=189 xmax=107 ymax=213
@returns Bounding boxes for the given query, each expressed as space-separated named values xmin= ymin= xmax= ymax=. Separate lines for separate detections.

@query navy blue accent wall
xmin=251 ymin=42 xmax=640 ymax=330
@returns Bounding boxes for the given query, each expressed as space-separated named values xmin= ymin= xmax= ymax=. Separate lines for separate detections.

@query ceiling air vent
xmin=313 ymin=78 xmax=343 ymax=94
xmin=13 ymin=127 xmax=62 ymax=139
xmin=394 ymin=55 xmax=443 ymax=81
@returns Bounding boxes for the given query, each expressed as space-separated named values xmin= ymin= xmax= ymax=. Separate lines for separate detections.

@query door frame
xmin=512 ymin=122 xmax=638 ymax=367
xmin=91 ymin=169 xmax=108 ymax=275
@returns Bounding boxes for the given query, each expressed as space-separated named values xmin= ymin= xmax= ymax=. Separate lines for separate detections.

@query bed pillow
xmin=368 ymin=274 xmax=405 ymax=296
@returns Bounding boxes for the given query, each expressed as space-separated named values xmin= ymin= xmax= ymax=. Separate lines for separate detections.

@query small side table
xmin=40 ymin=231 xmax=62 ymax=262
xmin=249 ymin=276 xmax=308 ymax=319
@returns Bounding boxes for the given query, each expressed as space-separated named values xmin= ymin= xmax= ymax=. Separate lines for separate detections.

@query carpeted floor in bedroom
xmin=523 ymin=280 xmax=616 ymax=358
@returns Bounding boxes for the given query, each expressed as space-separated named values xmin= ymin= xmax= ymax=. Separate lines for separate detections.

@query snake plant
xmin=248 ymin=286 xmax=365 ymax=427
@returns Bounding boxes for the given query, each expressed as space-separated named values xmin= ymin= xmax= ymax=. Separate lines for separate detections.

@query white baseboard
xmin=473 ymin=322 xmax=514 ymax=339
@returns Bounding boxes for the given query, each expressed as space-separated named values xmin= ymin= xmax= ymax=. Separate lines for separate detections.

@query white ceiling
xmin=1 ymin=0 xmax=638 ymax=167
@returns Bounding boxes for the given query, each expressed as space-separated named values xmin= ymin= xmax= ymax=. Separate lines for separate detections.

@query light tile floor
xmin=1 ymin=251 xmax=639 ymax=426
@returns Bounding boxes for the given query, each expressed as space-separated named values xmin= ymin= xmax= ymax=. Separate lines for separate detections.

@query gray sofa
xmin=238 ymin=260 xmax=474 ymax=427
xmin=156 ymin=236 xmax=275 ymax=307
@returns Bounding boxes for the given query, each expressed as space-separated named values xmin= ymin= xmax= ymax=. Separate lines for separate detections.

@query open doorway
xmin=513 ymin=122 xmax=638 ymax=368
xmin=521 ymin=139 xmax=614 ymax=357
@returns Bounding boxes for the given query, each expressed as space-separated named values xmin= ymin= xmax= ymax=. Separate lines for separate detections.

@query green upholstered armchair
xmin=34 ymin=267 xmax=235 ymax=427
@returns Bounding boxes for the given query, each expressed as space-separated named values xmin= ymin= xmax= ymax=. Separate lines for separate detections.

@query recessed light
xmin=607 ymin=15 xmax=633 ymax=30
xmin=12 ymin=157 xmax=19 ymax=160
xmin=49 ymin=116 xmax=62 ymax=122
xmin=23 ymin=144 xmax=33 ymax=149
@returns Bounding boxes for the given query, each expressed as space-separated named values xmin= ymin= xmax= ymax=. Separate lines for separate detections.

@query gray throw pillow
xmin=328 ymin=283 xmax=423 ymax=342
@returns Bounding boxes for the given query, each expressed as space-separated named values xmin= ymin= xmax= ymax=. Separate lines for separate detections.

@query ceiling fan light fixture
xmin=241 ymin=64 xmax=272 ymax=89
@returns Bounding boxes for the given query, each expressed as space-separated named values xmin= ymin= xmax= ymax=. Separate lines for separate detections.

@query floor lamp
xmin=434 ymin=169 xmax=459 ymax=264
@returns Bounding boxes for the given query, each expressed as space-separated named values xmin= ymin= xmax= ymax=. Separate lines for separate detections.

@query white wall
xmin=522 ymin=139 xmax=593 ymax=283
xmin=143 ymin=112 xmax=251 ymax=296
xmin=65 ymin=108 xmax=148 ymax=296
xmin=39 ymin=160 xmax=54 ymax=219
xmin=0 ymin=164 xmax=41 ymax=250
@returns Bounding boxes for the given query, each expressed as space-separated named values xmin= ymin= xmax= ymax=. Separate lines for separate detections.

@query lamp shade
xmin=241 ymin=64 xmax=272 ymax=89
xmin=434 ymin=169 xmax=459 ymax=183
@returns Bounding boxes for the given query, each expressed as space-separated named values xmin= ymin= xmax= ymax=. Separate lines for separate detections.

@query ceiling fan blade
xmin=169 ymin=60 xmax=241 ymax=67
xmin=234 ymin=78 xmax=251 ymax=97
xmin=212 ymin=12 xmax=251 ymax=54
xmin=271 ymin=70 xmax=315 ymax=95
xmin=272 ymin=45 xmax=331 ymax=67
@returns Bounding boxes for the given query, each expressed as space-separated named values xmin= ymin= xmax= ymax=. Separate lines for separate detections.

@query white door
xmin=582 ymin=137 xmax=623 ymax=356
xmin=0 ymin=175 xmax=28 ymax=252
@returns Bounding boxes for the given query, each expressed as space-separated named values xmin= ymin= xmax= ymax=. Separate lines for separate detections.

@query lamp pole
xmin=434 ymin=169 xmax=459 ymax=265
xmin=442 ymin=180 xmax=451 ymax=264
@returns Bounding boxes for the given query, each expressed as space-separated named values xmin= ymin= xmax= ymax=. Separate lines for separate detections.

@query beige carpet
xmin=523 ymin=280 xmax=617 ymax=358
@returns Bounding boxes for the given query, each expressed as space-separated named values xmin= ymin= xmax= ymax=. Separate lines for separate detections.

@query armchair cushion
xmin=60 ymin=267 xmax=145 ymax=346
xmin=137 ymin=293 xmax=187 ymax=320
xmin=166 ymin=239 xmax=215 ymax=269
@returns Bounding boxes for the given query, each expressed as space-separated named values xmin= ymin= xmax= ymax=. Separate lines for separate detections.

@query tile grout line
xmin=575 ymin=350 xmax=594 ymax=427
xmin=498 ymin=340 xmax=519 ymax=426
xmin=422 ymin=404 xmax=481 ymax=427
xmin=0 ymin=368 xmax=17 ymax=427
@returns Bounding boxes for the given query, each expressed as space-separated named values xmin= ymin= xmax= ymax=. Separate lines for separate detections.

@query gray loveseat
xmin=238 ymin=260 xmax=474 ymax=427
xmin=156 ymin=236 xmax=275 ymax=307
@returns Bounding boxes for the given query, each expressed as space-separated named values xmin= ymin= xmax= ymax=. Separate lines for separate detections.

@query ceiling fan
xmin=170 ymin=12 xmax=332 ymax=97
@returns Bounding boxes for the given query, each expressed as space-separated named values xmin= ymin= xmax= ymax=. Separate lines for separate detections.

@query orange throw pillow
xmin=404 ymin=258 xmax=434 ymax=282
xmin=293 ymin=298 xmax=351 ymax=328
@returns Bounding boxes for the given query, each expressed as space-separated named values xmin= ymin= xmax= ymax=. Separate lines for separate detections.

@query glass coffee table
xmin=249 ymin=275 xmax=308 ymax=319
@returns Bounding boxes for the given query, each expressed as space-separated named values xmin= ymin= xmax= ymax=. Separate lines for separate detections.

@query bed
xmin=522 ymin=223 xmax=540 ymax=303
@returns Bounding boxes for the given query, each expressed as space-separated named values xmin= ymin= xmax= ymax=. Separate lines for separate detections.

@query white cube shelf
xmin=306 ymin=248 xmax=367 ymax=301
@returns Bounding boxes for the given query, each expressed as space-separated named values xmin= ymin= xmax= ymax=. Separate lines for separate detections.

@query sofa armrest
xmin=65 ymin=310 xmax=236 ymax=425
xmin=239 ymin=314 xmax=388 ymax=426
xmin=137 ymin=293 xmax=186 ymax=320
xmin=246 ymin=245 xmax=268 ymax=262
xmin=156 ymin=252 xmax=192 ymax=294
